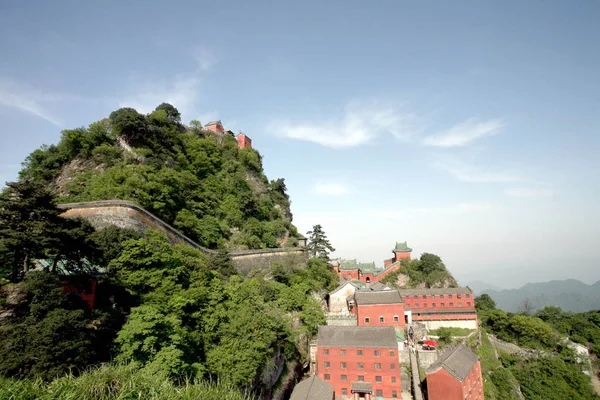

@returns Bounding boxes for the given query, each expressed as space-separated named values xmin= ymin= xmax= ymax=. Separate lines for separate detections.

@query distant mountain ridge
xmin=483 ymin=279 xmax=600 ymax=313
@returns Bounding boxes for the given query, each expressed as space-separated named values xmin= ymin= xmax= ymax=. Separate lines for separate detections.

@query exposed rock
xmin=55 ymin=158 xmax=105 ymax=197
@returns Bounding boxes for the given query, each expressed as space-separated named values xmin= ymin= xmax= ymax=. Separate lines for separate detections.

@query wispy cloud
xmin=272 ymin=102 xmax=420 ymax=148
xmin=423 ymin=118 xmax=504 ymax=147
xmin=313 ymin=180 xmax=351 ymax=196
xmin=118 ymin=48 xmax=216 ymax=118
xmin=504 ymin=188 xmax=555 ymax=197
xmin=0 ymin=78 xmax=65 ymax=126
xmin=434 ymin=159 xmax=523 ymax=182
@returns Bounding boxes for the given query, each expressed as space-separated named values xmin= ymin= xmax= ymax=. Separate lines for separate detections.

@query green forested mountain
xmin=0 ymin=104 xmax=338 ymax=396
xmin=19 ymin=104 xmax=300 ymax=250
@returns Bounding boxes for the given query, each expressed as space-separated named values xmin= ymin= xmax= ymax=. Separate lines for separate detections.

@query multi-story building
xmin=315 ymin=326 xmax=401 ymax=399
xmin=399 ymin=287 xmax=478 ymax=329
xmin=426 ymin=343 xmax=484 ymax=400
xmin=354 ymin=290 xmax=406 ymax=327
xmin=334 ymin=242 xmax=412 ymax=284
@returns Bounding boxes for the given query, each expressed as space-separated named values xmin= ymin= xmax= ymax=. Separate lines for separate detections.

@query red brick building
xmin=316 ymin=326 xmax=401 ymax=399
xmin=399 ymin=288 xmax=478 ymax=329
xmin=426 ymin=343 xmax=484 ymax=400
xmin=335 ymin=242 xmax=412 ymax=284
xmin=204 ymin=120 xmax=224 ymax=134
xmin=383 ymin=242 xmax=412 ymax=268
xmin=237 ymin=132 xmax=252 ymax=149
xmin=355 ymin=290 xmax=406 ymax=328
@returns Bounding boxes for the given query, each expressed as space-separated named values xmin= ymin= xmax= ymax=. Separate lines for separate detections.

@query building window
xmin=379 ymin=316 xmax=384 ymax=323
xmin=467 ymin=302 xmax=472 ymax=307
xmin=374 ymin=350 xmax=381 ymax=356
xmin=422 ymin=295 xmax=427 ymax=299
xmin=376 ymin=390 xmax=383 ymax=397
xmin=375 ymin=363 xmax=381 ymax=370
xmin=466 ymin=294 xmax=471 ymax=298
xmin=342 ymin=388 xmax=348 ymax=396
xmin=449 ymin=294 xmax=453 ymax=299
xmin=391 ymin=363 xmax=396 ymax=369
xmin=389 ymin=350 xmax=395 ymax=356
xmin=376 ymin=376 xmax=382 ymax=382
xmin=457 ymin=294 xmax=462 ymax=299
xmin=413 ymin=295 xmax=418 ymax=299
xmin=459 ymin=302 xmax=462 ymax=307
xmin=358 ymin=362 xmax=364 ymax=369
xmin=392 ymin=390 xmax=398 ymax=398
xmin=358 ymin=375 xmax=364 ymax=382
xmin=432 ymin=303 xmax=436 ymax=307
xmin=441 ymin=303 xmax=445 ymax=307
xmin=340 ymin=362 xmax=346 ymax=368
xmin=357 ymin=350 xmax=363 ymax=356
xmin=450 ymin=302 xmax=454 ymax=307
xmin=415 ymin=303 xmax=419 ymax=308
xmin=392 ymin=376 xmax=397 ymax=383
xmin=341 ymin=375 xmax=347 ymax=381
xmin=324 ymin=374 xmax=330 ymax=381
xmin=324 ymin=349 xmax=329 ymax=355
xmin=393 ymin=315 xmax=399 ymax=322
xmin=365 ymin=317 xmax=370 ymax=324
xmin=340 ymin=349 xmax=346 ymax=356
xmin=324 ymin=362 xmax=330 ymax=368
xmin=440 ymin=295 xmax=445 ymax=299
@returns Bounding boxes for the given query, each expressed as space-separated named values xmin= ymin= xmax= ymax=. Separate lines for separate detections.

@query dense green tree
xmin=208 ymin=247 xmax=238 ymax=280
xmin=155 ymin=103 xmax=181 ymax=123
xmin=109 ymin=107 xmax=148 ymax=145
xmin=306 ymin=224 xmax=335 ymax=260
xmin=475 ymin=294 xmax=497 ymax=311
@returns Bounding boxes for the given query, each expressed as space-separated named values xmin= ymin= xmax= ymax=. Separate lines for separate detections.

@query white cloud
xmin=504 ymin=188 xmax=555 ymax=197
xmin=434 ymin=159 xmax=523 ymax=182
xmin=118 ymin=49 xmax=217 ymax=118
xmin=313 ymin=181 xmax=351 ymax=196
xmin=423 ymin=118 xmax=503 ymax=147
xmin=272 ymin=102 xmax=420 ymax=148
xmin=0 ymin=78 xmax=64 ymax=126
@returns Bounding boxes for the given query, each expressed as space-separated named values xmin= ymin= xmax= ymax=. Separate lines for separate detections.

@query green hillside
xmin=19 ymin=104 xmax=299 ymax=250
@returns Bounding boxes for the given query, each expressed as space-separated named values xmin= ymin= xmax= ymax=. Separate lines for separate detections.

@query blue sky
xmin=1 ymin=1 xmax=599 ymax=288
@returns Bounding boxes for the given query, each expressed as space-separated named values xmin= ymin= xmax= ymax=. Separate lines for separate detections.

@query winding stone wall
xmin=57 ymin=200 xmax=306 ymax=272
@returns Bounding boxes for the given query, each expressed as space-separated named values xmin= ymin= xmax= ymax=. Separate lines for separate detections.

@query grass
xmin=0 ymin=364 xmax=253 ymax=400
xmin=428 ymin=327 xmax=474 ymax=337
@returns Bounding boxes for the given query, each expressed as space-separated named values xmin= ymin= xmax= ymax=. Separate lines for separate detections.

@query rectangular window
xmin=392 ymin=390 xmax=398 ymax=398
xmin=393 ymin=315 xmax=399 ymax=322
xmin=358 ymin=375 xmax=364 ymax=382
xmin=458 ymin=302 xmax=462 ymax=307
xmin=449 ymin=294 xmax=453 ymax=299
xmin=422 ymin=295 xmax=427 ymax=299
xmin=413 ymin=295 xmax=418 ymax=299
xmin=324 ymin=362 xmax=330 ymax=368
xmin=341 ymin=375 xmax=347 ymax=381
xmin=365 ymin=317 xmax=370 ymax=324
xmin=441 ymin=303 xmax=445 ymax=307
xmin=340 ymin=349 xmax=346 ymax=356
xmin=374 ymin=350 xmax=381 ymax=356
xmin=379 ymin=316 xmax=384 ymax=323
xmin=376 ymin=390 xmax=383 ymax=397
xmin=390 ymin=363 xmax=396 ymax=369
xmin=432 ymin=303 xmax=436 ymax=307
xmin=324 ymin=349 xmax=329 ymax=355
xmin=467 ymin=302 xmax=472 ymax=307
xmin=440 ymin=295 xmax=445 ymax=299
xmin=324 ymin=374 xmax=330 ymax=380
xmin=415 ymin=303 xmax=419 ymax=308
xmin=392 ymin=376 xmax=397 ymax=383
xmin=450 ymin=302 xmax=454 ymax=307
xmin=375 ymin=363 xmax=381 ymax=370
xmin=457 ymin=294 xmax=462 ymax=299
xmin=358 ymin=362 xmax=364 ymax=369
xmin=389 ymin=350 xmax=395 ymax=356
xmin=357 ymin=350 xmax=363 ymax=356
xmin=376 ymin=376 xmax=382 ymax=382
xmin=340 ymin=362 xmax=346 ymax=368
xmin=342 ymin=388 xmax=348 ymax=396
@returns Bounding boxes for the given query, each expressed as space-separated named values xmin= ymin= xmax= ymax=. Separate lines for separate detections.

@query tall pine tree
xmin=306 ymin=224 xmax=335 ymax=261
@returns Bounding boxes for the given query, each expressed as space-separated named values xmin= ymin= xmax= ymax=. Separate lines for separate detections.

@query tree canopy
xmin=306 ymin=224 xmax=335 ymax=260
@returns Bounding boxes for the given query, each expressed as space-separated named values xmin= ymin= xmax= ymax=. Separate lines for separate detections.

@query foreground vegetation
xmin=475 ymin=295 xmax=600 ymax=399
xmin=0 ymin=363 xmax=252 ymax=400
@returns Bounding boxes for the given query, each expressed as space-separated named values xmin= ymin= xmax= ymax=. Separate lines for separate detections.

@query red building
xmin=399 ymin=287 xmax=478 ymax=328
xmin=204 ymin=120 xmax=224 ymax=134
xmin=355 ymin=290 xmax=406 ymax=328
xmin=237 ymin=132 xmax=252 ymax=149
xmin=316 ymin=326 xmax=401 ymax=399
xmin=383 ymin=242 xmax=412 ymax=268
xmin=336 ymin=242 xmax=413 ymax=284
xmin=426 ymin=343 xmax=484 ymax=400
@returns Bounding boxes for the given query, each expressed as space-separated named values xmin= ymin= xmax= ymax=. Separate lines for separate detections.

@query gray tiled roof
xmin=351 ymin=382 xmax=373 ymax=393
xmin=398 ymin=287 xmax=472 ymax=296
xmin=426 ymin=343 xmax=479 ymax=381
xmin=317 ymin=326 xmax=397 ymax=348
xmin=290 ymin=376 xmax=334 ymax=400
xmin=205 ymin=120 xmax=222 ymax=126
xmin=413 ymin=308 xmax=476 ymax=315
xmin=355 ymin=290 xmax=403 ymax=305
xmin=369 ymin=282 xmax=393 ymax=291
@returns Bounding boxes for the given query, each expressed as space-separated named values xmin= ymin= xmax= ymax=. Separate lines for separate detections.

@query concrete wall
xmin=416 ymin=349 xmax=440 ymax=369
xmin=423 ymin=320 xmax=479 ymax=330
xmin=329 ymin=283 xmax=357 ymax=315
xmin=58 ymin=200 xmax=306 ymax=273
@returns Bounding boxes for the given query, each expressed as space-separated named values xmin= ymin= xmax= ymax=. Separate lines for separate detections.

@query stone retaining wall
xmin=58 ymin=200 xmax=306 ymax=272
